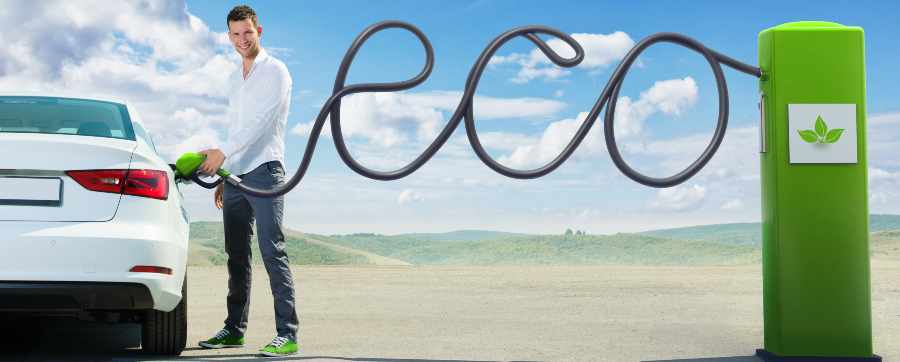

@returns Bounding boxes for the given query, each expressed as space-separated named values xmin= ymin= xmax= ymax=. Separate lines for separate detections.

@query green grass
xmin=395 ymin=230 xmax=528 ymax=242
xmin=188 ymin=222 xmax=369 ymax=266
xmin=640 ymin=214 xmax=900 ymax=246
xmin=326 ymin=232 xmax=760 ymax=266
xmin=188 ymin=215 xmax=900 ymax=267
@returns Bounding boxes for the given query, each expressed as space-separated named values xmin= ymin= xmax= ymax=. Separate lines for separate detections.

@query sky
xmin=2 ymin=0 xmax=899 ymax=235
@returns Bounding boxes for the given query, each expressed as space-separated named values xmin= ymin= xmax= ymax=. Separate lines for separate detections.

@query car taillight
xmin=66 ymin=169 xmax=169 ymax=200
xmin=123 ymin=170 xmax=169 ymax=200
xmin=66 ymin=170 xmax=127 ymax=194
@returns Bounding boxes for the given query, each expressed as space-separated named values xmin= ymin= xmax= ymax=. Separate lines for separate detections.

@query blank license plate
xmin=0 ymin=177 xmax=62 ymax=206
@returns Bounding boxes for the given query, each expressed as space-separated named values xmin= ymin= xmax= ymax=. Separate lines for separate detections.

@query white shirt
xmin=220 ymin=48 xmax=292 ymax=176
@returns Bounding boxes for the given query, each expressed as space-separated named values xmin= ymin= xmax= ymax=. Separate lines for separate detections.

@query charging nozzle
xmin=174 ymin=152 xmax=231 ymax=188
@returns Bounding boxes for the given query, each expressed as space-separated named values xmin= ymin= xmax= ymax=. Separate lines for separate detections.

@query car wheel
xmin=141 ymin=274 xmax=187 ymax=355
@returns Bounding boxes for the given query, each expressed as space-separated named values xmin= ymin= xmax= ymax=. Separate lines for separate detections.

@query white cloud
xmin=489 ymin=31 xmax=635 ymax=83
xmin=859 ymin=111 xmax=900 ymax=211
xmin=552 ymin=32 xmax=636 ymax=69
xmin=624 ymin=126 xmax=759 ymax=179
xmin=870 ymin=167 xmax=900 ymax=182
xmin=869 ymin=111 xmax=900 ymax=127
xmin=721 ymin=199 xmax=744 ymax=210
xmin=868 ymin=111 xmax=900 ymax=170
xmin=624 ymin=126 xmax=760 ymax=217
xmin=511 ymin=67 xmax=571 ymax=84
xmin=163 ymin=107 xmax=227 ymax=157
xmin=639 ymin=77 xmax=699 ymax=116
xmin=613 ymin=77 xmax=698 ymax=138
xmin=290 ymin=91 xmax=566 ymax=147
xmin=0 ymin=0 xmax=242 ymax=161
xmin=475 ymin=132 xmax=538 ymax=151
xmin=651 ymin=184 xmax=707 ymax=212
xmin=499 ymin=111 xmax=598 ymax=168
xmin=397 ymin=189 xmax=425 ymax=205
xmin=488 ymin=53 xmax=524 ymax=66
xmin=498 ymin=77 xmax=698 ymax=169
xmin=395 ymin=91 xmax=567 ymax=120
xmin=291 ymin=120 xmax=331 ymax=139
xmin=869 ymin=167 xmax=900 ymax=209
xmin=290 ymin=92 xmax=439 ymax=148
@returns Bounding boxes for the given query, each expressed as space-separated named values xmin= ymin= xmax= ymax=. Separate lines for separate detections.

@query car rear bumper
xmin=0 ymin=220 xmax=188 ymax=312
xmin=0 ymin=281 xmax=153 ymax=311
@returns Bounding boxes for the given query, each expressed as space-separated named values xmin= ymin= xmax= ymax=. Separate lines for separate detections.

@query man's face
xmin=228 ymin=18 xmax=261 ymax=58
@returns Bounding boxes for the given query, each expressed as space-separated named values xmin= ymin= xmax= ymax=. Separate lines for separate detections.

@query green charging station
xmin=758 ymin=21 xmax=878 ymax=360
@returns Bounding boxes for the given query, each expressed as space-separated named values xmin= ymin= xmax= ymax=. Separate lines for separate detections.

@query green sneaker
xmin=259 ymin=336 xmax=298 ymax=357
xmin=198 ymin=328 xmax=245 ymax=349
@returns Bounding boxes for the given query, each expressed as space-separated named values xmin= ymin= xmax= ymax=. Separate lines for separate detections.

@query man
xmin=196 ymin=5 xmax=299 ymax=357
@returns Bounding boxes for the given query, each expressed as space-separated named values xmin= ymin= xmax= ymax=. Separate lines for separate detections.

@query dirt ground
xmin=2 ymin=262 xmax=899 ymax=361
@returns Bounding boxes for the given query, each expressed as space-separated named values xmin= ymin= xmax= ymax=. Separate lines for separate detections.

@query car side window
xmin=133 ymin=122 xmax=159 ymax=154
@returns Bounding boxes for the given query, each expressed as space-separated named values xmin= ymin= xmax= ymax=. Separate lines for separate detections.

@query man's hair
xmin=227 ymin=5 xmax=259 ymax=29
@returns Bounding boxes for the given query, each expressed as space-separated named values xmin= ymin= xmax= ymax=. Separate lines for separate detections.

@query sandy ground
xmin=2 ymin=262 xmax=899 ymax=362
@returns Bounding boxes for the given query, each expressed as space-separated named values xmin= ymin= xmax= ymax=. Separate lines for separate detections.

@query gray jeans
xmin=222 ymin=161 xmax=298 ymax=341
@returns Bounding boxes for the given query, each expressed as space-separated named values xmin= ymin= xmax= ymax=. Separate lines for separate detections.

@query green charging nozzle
xmin=174 ymin=152 xmax=233 ymax=188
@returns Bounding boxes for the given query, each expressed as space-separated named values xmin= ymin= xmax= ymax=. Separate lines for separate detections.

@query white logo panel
xmin=788 ymin=104 xmax=857 ymax=164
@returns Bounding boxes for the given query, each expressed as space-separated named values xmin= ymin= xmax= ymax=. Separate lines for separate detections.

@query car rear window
xmin=0 ymin=96 xmax=135 ymax=140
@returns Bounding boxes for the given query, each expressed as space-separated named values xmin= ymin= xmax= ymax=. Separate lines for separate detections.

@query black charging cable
xmin=202 ymin=20 xmax=761 ymax=196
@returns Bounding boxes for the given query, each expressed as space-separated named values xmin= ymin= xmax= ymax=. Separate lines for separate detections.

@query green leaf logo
xmin=798 ymin=130 xmax=819 ymax=143
xmin=825 ymin=128 xmax=844 ymax=143
xmin=798 ymin=115 xmax=844 ymax=144
xmin=815 ymin=116 xmax=827 ymax=138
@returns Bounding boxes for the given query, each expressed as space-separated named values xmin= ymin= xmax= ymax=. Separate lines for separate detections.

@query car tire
xmin=141 ymin=274 xmax=187 ymax=355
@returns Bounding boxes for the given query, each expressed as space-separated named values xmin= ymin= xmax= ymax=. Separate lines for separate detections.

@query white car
xmin=0 ymin=95 xmax=189 ymax=355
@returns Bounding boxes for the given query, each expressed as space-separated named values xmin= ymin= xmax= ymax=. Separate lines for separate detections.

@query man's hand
xmin=214 ymin=184 xmax=224 ymax=209
xmin=198 ymin=149 xmax=226 ymax=176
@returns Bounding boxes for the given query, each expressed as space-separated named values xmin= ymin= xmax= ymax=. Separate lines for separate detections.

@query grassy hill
xmin=394 ymin=230 xmax=528 ymax=242
xmin=188 ymin=215 xmax=900 ymax=266
xmin=640 ymin=214 xmax=900 ymax=246
xmin=188 ymin=222 xmax=369 ymax=266
xmin=641 ymin=222 xmax=761 ymax=245
xmin=871 ymin=215 xmax=900 ymax=232
xmin=325 ymin=232 xmax=759 ymax=266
